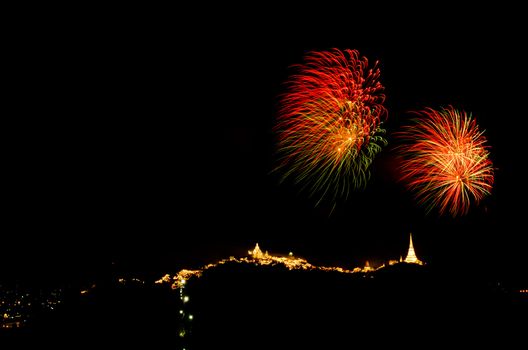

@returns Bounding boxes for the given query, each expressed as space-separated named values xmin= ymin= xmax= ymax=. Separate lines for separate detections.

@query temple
xmin=404 ymin=233 xmax=424 ymax=265
xmin=248 ymin=243 xmax=267 ymax=259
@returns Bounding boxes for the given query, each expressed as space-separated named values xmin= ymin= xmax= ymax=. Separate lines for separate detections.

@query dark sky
xmin=3 ymin=8 xmax=527 ymax=282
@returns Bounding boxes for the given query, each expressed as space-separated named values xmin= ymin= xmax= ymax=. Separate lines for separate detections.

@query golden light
xmin=158 ymin=241 xmax=426 ymax=290
xmin=403 ymin=233 xmax=424 ymax=265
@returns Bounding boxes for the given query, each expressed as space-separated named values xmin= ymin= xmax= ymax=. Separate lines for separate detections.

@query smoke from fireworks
xmin=275 ymin=49 xmax=387 ymax=206
xmin=397 ymin=106 xmax=494 ymax=217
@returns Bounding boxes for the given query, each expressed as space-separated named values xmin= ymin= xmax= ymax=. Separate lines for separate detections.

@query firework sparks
xmin=275 ymin=49 xmax=387 ymax=206
xmin=397 ymin=106 xmax=494 ymax=216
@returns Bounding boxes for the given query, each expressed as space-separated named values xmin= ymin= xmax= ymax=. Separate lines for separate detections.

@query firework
xmin=275 ymin=49 xmax=387 ymax=205
xmin=397 ymin=106 xmax=494 ymax=216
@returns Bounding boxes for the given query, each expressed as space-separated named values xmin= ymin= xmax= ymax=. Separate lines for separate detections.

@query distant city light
xmin=0 ymin=286 xmax=64 ymax=329
xmin=188 ymin=314 xmax=193 ymax=320
xmin=183 ymin=296 xmax=190 ymax=303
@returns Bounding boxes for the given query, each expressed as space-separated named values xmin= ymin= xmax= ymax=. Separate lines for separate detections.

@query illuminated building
xmin=404 ymin=233 xmax=424 ymax=265
xmin=159 ymin=238 xmax=429 ymax=291
xmin=362 ymin=261 xmax=374 ymax=272
xmin=248 ymin=243 xmax=267 ymax=259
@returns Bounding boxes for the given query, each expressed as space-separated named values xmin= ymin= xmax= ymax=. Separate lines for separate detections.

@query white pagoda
xmin=404 ymin=233 xmax=424 ymax=265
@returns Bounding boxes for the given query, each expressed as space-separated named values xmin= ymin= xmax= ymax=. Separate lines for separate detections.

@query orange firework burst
xmin=398 ymin=106 xmax=494 ymax=217
xmin=275 ymin=49 xmax=387 ymax=205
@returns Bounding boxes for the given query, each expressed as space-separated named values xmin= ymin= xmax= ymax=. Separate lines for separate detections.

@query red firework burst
xmin=398 ymin=106 xmax=494 ymax=217
xmin=275 ymin=49 xmax=387 ymax=204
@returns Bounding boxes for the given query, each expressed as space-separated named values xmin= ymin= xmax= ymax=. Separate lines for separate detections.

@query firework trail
xmin=397 ymin=106 xmax=494 ymax=216
xmin=275 ymin=49 xmax=387 ymax=206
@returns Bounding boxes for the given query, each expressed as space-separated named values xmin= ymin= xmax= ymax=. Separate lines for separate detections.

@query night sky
xmin=4 ymin=8 xmax=527 ymax=283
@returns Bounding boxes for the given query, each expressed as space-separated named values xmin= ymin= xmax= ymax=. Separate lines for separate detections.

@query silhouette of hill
xmin=2 ymin=260 xmax=525 ymax=348
xmin=179 ymin=262 xmax=524 ymax=348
